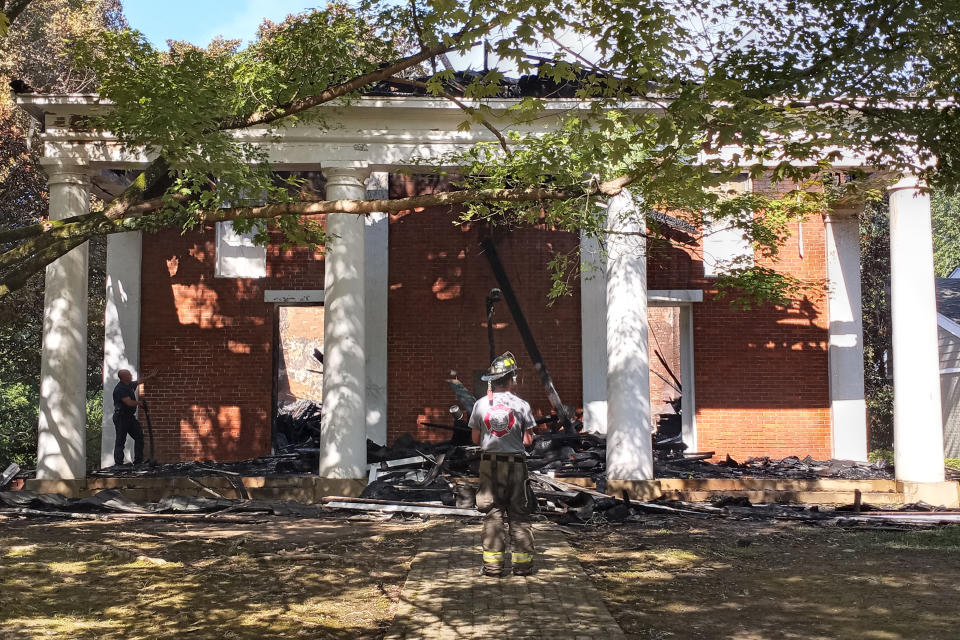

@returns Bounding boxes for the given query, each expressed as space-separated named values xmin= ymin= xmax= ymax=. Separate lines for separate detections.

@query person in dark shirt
xmin=112 ymin=369 xmax=155 ymax=466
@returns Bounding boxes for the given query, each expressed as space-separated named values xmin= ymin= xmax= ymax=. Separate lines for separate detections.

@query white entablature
xmin=17 ymin=94 xmax=664 ymax=170
xmin=17 ymin=93 xmax=885 ymax=172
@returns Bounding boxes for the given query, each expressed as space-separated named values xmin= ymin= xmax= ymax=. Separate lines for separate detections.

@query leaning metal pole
xmin=480 ymin=237 xmax=576 ymax=434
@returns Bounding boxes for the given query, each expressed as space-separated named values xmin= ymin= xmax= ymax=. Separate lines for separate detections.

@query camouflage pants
xmin=476 ymin=453 xmax=535 ymax=574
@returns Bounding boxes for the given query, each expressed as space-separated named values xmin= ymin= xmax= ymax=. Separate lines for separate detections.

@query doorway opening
xmin=272 ymin=304 xmax=324 ymax=451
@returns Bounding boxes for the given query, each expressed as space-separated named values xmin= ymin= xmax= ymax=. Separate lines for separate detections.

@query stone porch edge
xmin=18 ymin=476 xmax=960 ymax=507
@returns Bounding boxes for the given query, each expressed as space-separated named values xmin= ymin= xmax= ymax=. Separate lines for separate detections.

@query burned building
xmin=16 ymin=91 xmax=953 ymax=506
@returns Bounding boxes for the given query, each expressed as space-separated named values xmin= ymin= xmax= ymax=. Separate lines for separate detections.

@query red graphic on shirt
xmin=483 ymin=403 xmax=516 ymax=437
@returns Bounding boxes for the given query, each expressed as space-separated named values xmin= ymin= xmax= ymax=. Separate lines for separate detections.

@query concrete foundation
xmin=24 ymin=476 xmax=368 ymax=502
xmin=18 ymin=475 xmax=955 ymax=507
xmin=899 ymin=481 xmax=960 ymax=508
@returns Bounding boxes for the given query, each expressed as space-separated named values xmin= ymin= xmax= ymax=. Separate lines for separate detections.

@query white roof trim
xmin=14 ymin=93 xmax=662 ymax=114
xmin=938 ymin=312 xmax=960 ymax=339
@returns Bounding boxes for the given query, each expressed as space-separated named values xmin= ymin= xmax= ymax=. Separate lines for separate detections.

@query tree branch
xmin=0 ymin=193 xmax=184 ymax=246
xmin=0 ymin=236 xmax=84 ymax=298
xmin=3 ymin=0 xmax=33 ymax=26
xmin=0 ymin=173 xmax=636 ymax=297
xmin=216 ymin=23 xmax=491 ymax=131
xmin=0 ymin=160 xmax=175 ymax=270
xmin=748 ymin=1 xmax=905 ymax=99
xmin=386 ymin=76 xmax=512 ymax=154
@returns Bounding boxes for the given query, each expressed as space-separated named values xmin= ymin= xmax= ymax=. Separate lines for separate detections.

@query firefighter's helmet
xmin=481 ymin=351 xmax=519 ymax=381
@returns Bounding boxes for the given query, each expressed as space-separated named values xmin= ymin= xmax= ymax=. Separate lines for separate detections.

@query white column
xmin=36 ymin=159 xmax=90 ymax=480
xmin=824 ymin=209 xmax=868 ymax=461
xmin=890 ymin=177 xmax=944 ymax=482
xmin=605 ymin=192 xmax=653 ymax=480
xmin=319 ymin=165 xmax=370 ymax=479
xmin=364 ymin=171 xmax=389 ymax=445
xmin=580 ymin=232 xmax=608 ymax=434
xmin=101 ymin=231 xmax=143 ymax=467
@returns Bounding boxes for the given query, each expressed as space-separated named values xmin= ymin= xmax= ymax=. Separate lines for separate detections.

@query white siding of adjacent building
xmin=939 ymin=320 xmax=960 ymax=458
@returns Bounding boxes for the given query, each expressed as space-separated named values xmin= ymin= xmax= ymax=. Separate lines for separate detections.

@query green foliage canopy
xmin=2 ymin=0 xmax=960 ymax=305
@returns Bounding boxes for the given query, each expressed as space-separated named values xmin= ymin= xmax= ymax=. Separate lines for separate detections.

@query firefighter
xmin=469 ymin=351 xmax=537 ymax=577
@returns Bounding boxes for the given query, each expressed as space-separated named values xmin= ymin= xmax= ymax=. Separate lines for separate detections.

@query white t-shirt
xmin=468 ymin=391 xmax=535 ymax=453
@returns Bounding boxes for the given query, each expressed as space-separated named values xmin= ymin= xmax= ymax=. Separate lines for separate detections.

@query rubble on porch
xmin=6 ymin=426 xmax=960 ymax=530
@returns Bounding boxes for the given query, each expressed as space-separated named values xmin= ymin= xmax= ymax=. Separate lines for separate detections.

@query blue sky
xmin=121 ymin=0 xmax=571 ymax=71
xmin=123 ymin=0 xmax=324 ymax=48
xmin=123 ymin=0 xmax=492 ymax=67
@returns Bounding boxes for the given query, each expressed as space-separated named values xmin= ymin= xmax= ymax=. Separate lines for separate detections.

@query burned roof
xmin=936 ymin=278 xmax=960 ymax=326
xmin=367 ymin=68 xmax=604 ymax=99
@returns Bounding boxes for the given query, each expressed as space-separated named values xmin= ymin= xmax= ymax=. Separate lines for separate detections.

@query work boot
xmin=512 ymin=565 xmax=534 ymax=576
xmin=480 ymin=566 xmax=503 ymax=578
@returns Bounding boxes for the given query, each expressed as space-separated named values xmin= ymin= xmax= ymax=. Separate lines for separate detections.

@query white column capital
xmin=887 ymin=174 xmax=926 ymax=194
xmin=824 ymin=204 xmax=865 ymax=222
xmin=39 ymin=158 xmax=91 ymax=187
xmin=322 ymin=165 xmax=371 ymax=190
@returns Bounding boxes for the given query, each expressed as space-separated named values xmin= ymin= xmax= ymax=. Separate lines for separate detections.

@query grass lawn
xmin=574 ymin=516 xmax=960 ymax=639
xmin=4 ymin=511 xmax=960 ymax=639
xmin=0 ymin=514 xmax=423 ymax=639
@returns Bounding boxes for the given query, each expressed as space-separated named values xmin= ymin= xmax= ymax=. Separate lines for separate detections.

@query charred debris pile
xmin=338 ymin=431 xmax=895 ymax=522
xmin=657 ymin=454 xmax=893 ymax=480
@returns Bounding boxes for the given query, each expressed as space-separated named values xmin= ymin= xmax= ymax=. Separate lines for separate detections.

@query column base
xmin=24 ymin=478 xmax=86 ymax=498
xmin=897 ymin=481 xmax=960 ymax=508
xmin=606 ymin=479 xmax=662 ymax=502
xmin=316 ymin=478 xmax=367 ymax=499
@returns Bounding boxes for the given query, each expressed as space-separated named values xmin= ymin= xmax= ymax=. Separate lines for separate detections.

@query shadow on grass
xmin=576 ymin=521 xmax=960 ymax=640
xmin=0 ymin=517 xmax=421 ymax=640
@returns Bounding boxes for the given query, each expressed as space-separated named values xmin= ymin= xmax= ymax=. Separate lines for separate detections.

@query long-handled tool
xmin=140 ymin=399 xmax=157 ymax=464
xmin=486 ymin=288 xmax=502 ymax=363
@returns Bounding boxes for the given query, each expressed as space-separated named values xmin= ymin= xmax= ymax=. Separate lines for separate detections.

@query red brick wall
xmin=387 ymin=174 xmax=583 ymax=444
xmin=139 ymin=221 xmax=325 ymax=462
xmin=136 ymin=172 xmax=831 ymax=464
xmin=691 ymin=178 xmax=831 ymax=461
